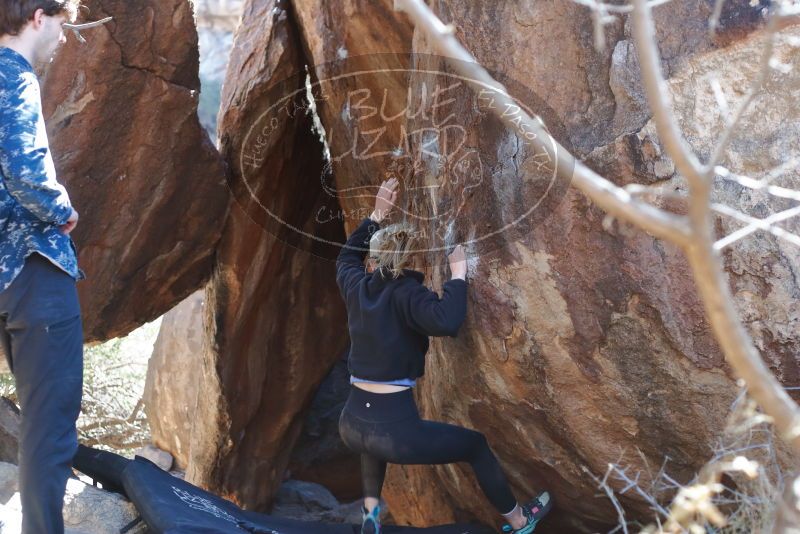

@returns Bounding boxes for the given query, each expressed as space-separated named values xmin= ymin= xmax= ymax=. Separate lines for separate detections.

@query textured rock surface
xmin=143 ymin=290 xmax=205 ymax=470
xmin=184 ymin=0 xmax=349 ymax=511
xmin=585 ymin=25 xmax=800 ymax=389
xmin=271 ymin=479 xmax=384 ymax=525
xmin=40 ymin=0 xmax=229 ymax=342
xmin=133 ymin=444 xmax=174 ymax=472
xmin=291 ymin=0 xmax=415 ymax=235
xmin=88 ymin=0 xmax=797 ymax=531
xmin=273 ymin=1 xmax=795 ymax=533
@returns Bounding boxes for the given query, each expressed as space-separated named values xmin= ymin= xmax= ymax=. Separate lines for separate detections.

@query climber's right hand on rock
xmin=371 ymin=177 xmax=399 ymax=223
xmin=448 ymin=244 xmax=466 ymax=280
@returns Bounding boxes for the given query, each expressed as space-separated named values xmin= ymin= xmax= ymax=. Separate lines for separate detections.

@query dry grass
xmin=77 ymin=319 xmax=160 ymax=456
xmin=590 ymin=387 xmax=791 ymax=534
xmin=0 ymin=319 xmax=160 ymax=457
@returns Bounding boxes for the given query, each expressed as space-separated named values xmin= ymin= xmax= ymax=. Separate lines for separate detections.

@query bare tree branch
xmin=624 ymin=183 xmax=689 ymax=202
xmin=705 ymin=8 xmax=781 ymax=174
xmin=712 ymin=203 xmax=800 ymax=250
xmin=570 ymin=0 xmax=674 ymax=14
xmin=394 ymin=0 xmax=800 ymax=459
xmin=629 ymin=0 xmax=705 ymax=186
xmin=581 ymin=463 xmax=631 ymax=534
xmin=63 ymin=16 xmax=113 ymax=44
xmin=631 ymin=0 xmax=800 ymax=455
xmin=716 ymin=161 xmax=800 ymax=194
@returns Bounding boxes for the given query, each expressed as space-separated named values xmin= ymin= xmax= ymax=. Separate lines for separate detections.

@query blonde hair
xmin=369 ymin=222 xmax=419 ymax=279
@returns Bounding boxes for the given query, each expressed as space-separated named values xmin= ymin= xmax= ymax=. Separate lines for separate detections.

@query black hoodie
xmin=335 ymin=217 xmax=468 ymax=381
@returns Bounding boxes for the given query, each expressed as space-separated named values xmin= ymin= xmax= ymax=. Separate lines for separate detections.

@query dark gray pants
xmin=0 ymin=252 xmax=83 ymax=534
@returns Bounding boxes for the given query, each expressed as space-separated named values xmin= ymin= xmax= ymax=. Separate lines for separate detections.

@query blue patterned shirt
xmin=0 ymin=46 xmax=84 ymax=291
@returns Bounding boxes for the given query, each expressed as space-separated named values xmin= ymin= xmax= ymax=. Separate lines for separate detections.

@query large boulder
xmin=290 ymin=0 xmax=414 ymax=231
xmin=183 ymin=0 xmax=349 ymax=511
xmin=129 ymin=0 xmax=797 ymax=531
xmin=277 ymin=1 xmax=796 ymax=532
xmin=40 ymin=0 xmax=230 ymax=342
xmin=143 ymin=290 xmax=205 ymax=470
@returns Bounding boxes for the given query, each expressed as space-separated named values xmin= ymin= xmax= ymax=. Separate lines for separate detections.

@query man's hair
xmin=0 ymin=0 xmax=79 ymax=37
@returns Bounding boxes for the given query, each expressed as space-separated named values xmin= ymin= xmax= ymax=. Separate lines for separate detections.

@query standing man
xmin=0 ymin=2 xmax=85 ymax=532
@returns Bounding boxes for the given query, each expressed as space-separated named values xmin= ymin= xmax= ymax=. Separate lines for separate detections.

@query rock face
xmin=184 ymin=0 xmax=349 ymax=511
xmin=271 ymin=479 xmax=368 ymax=525
xmin=40 ymin=0 xmax=229 ymax=342
xmin=133 ymin=444 xmax=175 ymax=472
xmin=146 ymin=297 xmax=360 ymax=501
xmin=92 ymin=0 xmax=798 ymax=531
xmin=143 ymin=290 xmax=205 ymax=470
xmin=290 ymin=0 xmax=415 ymax=238
xmin=227 ymin=1 xmax=795 ymax=532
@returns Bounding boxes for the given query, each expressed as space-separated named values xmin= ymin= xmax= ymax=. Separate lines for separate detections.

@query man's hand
xmin=59 ymin=208 xmax=78 ymax=235
xmin=448 ymin=244 xmax=467 ymax=280
xmin=371 ymin=177 xmax=399 ymax=223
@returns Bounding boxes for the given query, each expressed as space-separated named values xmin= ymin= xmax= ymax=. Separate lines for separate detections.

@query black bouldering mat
xmin=73 ymin=445 xmax=494 ymax=534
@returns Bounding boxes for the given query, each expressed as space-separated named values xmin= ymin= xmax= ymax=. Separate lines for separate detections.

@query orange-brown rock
xmin=142 ymin=290 xmax=206 ymax=470
xmin=291 ymin=0 xmax=414 ymax=230
xmin=183 ymin=0 xmax=350 ymax=510
xmin=124 ymin=0 xmax=797 ymax=532
xmin=40 ymin=0 xmax=229 ymax=342
xmin=281 ymin=1 xmax=796 ymax=533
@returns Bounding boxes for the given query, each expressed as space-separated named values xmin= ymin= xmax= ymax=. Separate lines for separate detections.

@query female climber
xmin=335 ymin=177 xmax=553 ymax=534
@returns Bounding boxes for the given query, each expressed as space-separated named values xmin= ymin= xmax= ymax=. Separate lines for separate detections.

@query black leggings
xmin=338 ymin=385 xmax=517 ymax=515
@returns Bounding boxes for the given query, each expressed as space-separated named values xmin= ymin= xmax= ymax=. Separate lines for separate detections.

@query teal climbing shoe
xmin=501 ymin=491 xmax=553 ymax=533
xmin=361 ymin=503 xmax=381 ymax=534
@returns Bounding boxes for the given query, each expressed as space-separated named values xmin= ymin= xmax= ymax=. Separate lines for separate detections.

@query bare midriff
xmin=352 ymin=382 xmax=411 ymax=393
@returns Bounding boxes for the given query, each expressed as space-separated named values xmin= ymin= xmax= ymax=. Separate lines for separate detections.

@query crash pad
xmin=73 ymin=445 xmax=495 ymax=534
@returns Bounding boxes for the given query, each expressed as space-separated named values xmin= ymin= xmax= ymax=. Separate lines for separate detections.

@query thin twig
xmin=63 ymin=16 xmax=113 ymax=44
xmin=127 ymin=397 xmax=145 ymax=423
xmin=62 ymin=16 xmax=113 ymax=31
xmin=715 ymin=161 xmax=800 ymax=198
xmin=704 ymin=8 xmax=780 ymax=175
xmin=631 ymin=0 xmax=800 ymax=455
xmin=712 ymin=203 xmax=800 ymax=249
xmin=570 ymin=0 xmax=674 ymax=14
xmin=581 ymin=464 xmax=631 ymax=534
